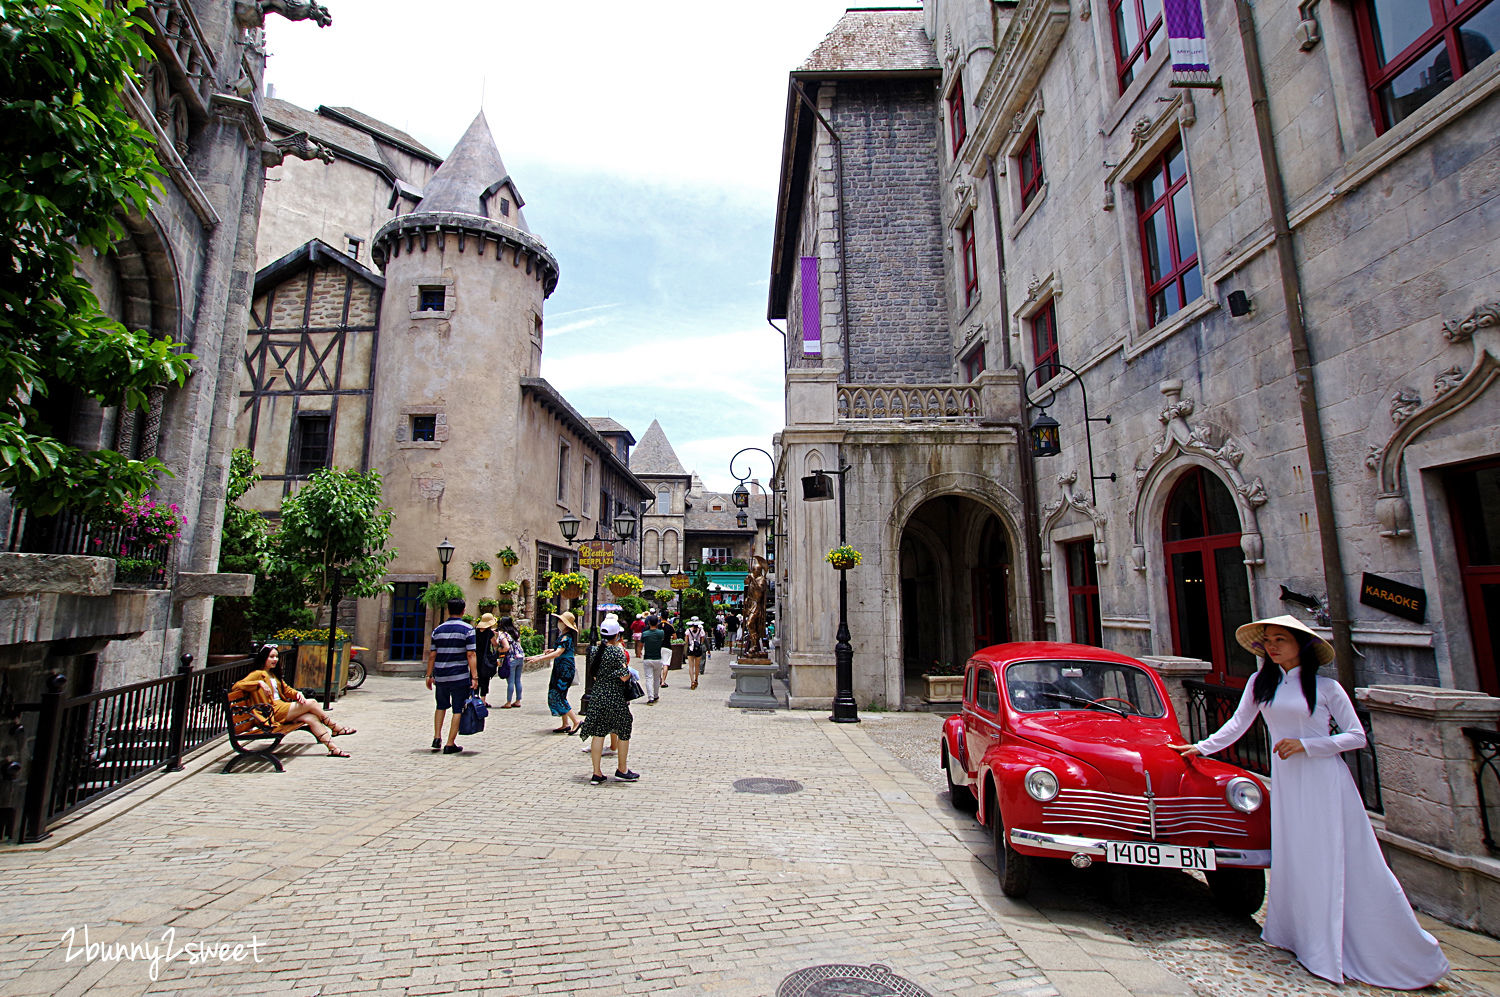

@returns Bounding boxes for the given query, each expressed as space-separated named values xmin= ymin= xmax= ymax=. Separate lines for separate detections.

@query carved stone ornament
xmin=1080 ymin=0 xmax=1092 ymax=19
xmin=1130 ymin=115 xmax=1155 ymax=149
xmin=952 ymin=176 xmax=978 ymax=215
xmin=235 ymin=0 xmax=332 ymax=29
xmin=1365 ymin=446 xmax=1382 ymax=472
xmin=1372 ymin=299 xmax=1500 ymax=539
xmin=261 ymin=131 xmax=335 ymax=168
xmin=1041 ymin=469 xmax=1109 ymax=570
xmin=1027 ymin=273 xmax=1044 ymax=301
xmin=1390 ymin=388 xmax=1422 ymax=425
xmin=1130 ymin=380 xmax=1267 ymax=572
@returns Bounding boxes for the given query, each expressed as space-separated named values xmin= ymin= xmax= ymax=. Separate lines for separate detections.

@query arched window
xmin=655 ymin=486 xmax=671 ymax=513
xmin=662 ymin=529 xmax=679 ymax=567
xmin=1164 ymin=467 xmax=1254 ymax=684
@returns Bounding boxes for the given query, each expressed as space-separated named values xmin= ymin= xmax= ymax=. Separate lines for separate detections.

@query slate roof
xmin=413 ymin=112 xmax=530 ymax=232
xmin=685 ymin=482 xmax=770 ymax=534
xmin=587 ymin=417 xmax=631 ymax=435
xmin=630 ymin=420 xmax=689 ymax=477
xmin=264 ymin=97 xmax=384 ymax=165
xmin=319 ymin=105 xmax=438 ymax=160
xmin=254 ymin=238 xmax=385 ymax=297
xmin=796 ymin=8 xmax=937 ymax=76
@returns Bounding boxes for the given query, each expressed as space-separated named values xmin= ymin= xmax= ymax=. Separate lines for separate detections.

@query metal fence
xmin=5 ymin=507 xmax=173 ymax=588
xmin=1183 ymin=678 xmax=1382 ymax=813
xmin=16 ymin=654 xmax=251 ymax=843
xmin=1463 ymin=726 xmax=1500 ymax=854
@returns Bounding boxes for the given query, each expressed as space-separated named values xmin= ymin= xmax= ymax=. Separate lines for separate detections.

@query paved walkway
xmin=0 ymin=653 xmax=1494 ymax=996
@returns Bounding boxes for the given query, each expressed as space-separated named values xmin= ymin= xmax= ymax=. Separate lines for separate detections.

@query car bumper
xmin=1008 ymin=828 xmax=1270 ymax=867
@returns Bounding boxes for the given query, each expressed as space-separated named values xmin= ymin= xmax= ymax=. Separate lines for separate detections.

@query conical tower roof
xmin=631 ymin=419 xmax=688 ymax=476
xmin=415 ymin=111 xmax=530 ymax=232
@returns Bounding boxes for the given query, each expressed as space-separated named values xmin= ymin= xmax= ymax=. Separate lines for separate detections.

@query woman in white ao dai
xmin=1172 ymin=616 xmax=1447 ymax=989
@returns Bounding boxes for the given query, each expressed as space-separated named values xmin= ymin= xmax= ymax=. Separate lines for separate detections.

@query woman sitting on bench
xmin=234 ymin=646 xmax=355 ymax=757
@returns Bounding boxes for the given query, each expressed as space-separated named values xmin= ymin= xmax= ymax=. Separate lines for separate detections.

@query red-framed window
xmin=947 ymin=78 xmax=968 ymax=156
xmin=1163 ymin=468 xmax=1254 ymax=686
xmin=1135 ymin=138 xmax=1201 ymax=326
xmin=1064 ymin=539 xmax=1102 ymax=646
xmin=1448 ymin=457 xmax=1500 ymax=696
xmin=959 ymin=217 xmax=978 ymax=308
xmin=1355 ymin=0 xmax=1499 ymax=132
xmin=962 ymin=345 xmax=986 ymax=382
xmin=1030 ymin=299 xmax=1058 ymax=388
xmin=1109 ymin=0 xmax=1165 ymax=91
xmin=1017 ymin=127 xmax=1045 ymax=210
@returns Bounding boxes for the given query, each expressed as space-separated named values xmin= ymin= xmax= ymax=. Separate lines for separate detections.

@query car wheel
xmin=986 ymin=787 xmax=1031 ymax=898
xmin=942 ymin=744 xmax=977 ymax=812
xmin=1207 ymin=868 xmax=1265 ymax=917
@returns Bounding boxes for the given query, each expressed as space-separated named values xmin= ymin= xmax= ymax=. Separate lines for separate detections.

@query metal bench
xmin=221 ymin=689 xmax=308 ymax=773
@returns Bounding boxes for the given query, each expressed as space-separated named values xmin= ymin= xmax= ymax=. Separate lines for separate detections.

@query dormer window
xmin=498 ymin=198 xmax=510 ymax=217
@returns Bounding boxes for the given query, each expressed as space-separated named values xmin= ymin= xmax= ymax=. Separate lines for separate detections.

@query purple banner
xmin=1164 ymin=0 xmax=1209 ymax=74
xmin=799 ymin=256 xmax=821 ymax=356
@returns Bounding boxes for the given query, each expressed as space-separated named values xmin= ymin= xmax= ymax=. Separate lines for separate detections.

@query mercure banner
xmin=1165 ymin=0 xmax=1209 ymax=75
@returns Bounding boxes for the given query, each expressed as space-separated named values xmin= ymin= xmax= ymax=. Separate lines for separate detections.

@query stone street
xmin=0 ymin=654 xmax=1495 ymax=996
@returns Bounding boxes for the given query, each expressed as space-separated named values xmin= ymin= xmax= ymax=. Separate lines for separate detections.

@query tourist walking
xmin=425 ymin=598 xmax=478 ymax=754
xmin=1170 ymin=616 xmax=1448 ymax=988
xmin=639 ymin=615 xmax=666 ymax=704
xmin=529 ymin=611 xmax=581 ymax=733
xmin=578 ymin=619 xmax=637 ymax=783
xmin=497 ymin=616 xmax=523 ymax=708
xmin=684 ymin=618 xmax=707 ymax=689
xmin=631 ymin=613 xmax=646 ymax=657
xmin=473 ymin=612 xmax=501 ymax=705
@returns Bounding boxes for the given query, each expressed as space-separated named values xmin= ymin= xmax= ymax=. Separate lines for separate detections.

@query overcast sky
xmin=263 ymin=1 xmax=867 ymax=491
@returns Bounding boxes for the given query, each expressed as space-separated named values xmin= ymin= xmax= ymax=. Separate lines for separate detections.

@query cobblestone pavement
xmin=0 ymin=657 xmax=1493 ymax=996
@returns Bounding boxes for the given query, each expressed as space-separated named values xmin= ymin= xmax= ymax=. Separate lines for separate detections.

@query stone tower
xmin=364 ymin=112 xmax=561 ymax=638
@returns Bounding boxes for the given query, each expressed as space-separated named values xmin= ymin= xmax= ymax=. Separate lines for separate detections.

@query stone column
xmin=1139 ymin=654 xmax=1212 ymax=733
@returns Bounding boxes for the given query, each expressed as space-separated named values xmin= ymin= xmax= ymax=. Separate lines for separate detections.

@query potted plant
xmin=470 ymin=558 xmax=491 ymax=580
xmin=605 ymin=571 xmax=644 ymax=598
xmin=922 ymin=660 xmax=964 ymax=703
xmin=546 ymin=570 xmax=589 ymax=600
xmin=420 ymin=579 xmax=464 ymax=610
xmin=496 ymin=580 xmax=519 ymax=609
xmin=497 ymin=546 xmax=519 ymax=568
xmin=825 ymin=544 xmax=863 ymax=570
xmin=477 ymin=597 xmax=498 ymax=614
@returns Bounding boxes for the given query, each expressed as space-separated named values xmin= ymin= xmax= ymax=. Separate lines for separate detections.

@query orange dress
xmin=231 ymin=669 xmax=301 ymax=727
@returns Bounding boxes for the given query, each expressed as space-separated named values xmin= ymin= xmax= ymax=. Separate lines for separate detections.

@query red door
xmin=1164 ymin=468 xmax=1255 ymax=686
xmin=1449 ymin=459 xmax=1500 ymax=695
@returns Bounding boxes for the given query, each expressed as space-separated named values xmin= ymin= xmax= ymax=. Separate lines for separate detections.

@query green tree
xmin=682 ymin=565 xmax=712 ymax=621
xmin=273 ymin=467 xmax=397 ymax=605
xmin=0 ymin=0 xmax=193 ymax=515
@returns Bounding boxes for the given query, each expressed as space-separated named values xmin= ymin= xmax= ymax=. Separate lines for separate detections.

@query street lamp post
xmin=436 ymin=538 xmax=455 ymax=582
xmin=802 ymin=463 xmax=858 ymax=723
xmin=558 ymin=509 xmax=636 ymax=693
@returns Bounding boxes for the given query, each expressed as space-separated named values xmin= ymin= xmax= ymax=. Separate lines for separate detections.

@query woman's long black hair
xmin=1250 ymin=631 xmax=1322 ymax=713
xmin=252 ymin=644 xmax=277 ymax=672
xmin=498 ymin=616 xmax=520 ymax=644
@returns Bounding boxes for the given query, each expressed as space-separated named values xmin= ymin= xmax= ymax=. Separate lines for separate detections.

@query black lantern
xmin=1028 ymin=412 xmax=1062 ymax=458
xmin=436 ymin=537 xmax=455 ymax=581
xmin=612 ymin=508 xmax=637 ymax=542
xmin=688 ymin=557 xmax=699 ymax=573
xmin=557 ymin=513 xmax=581 ymax=542
xmin=660 ymin=560 xmax=671 ymax=576
xmin=801 ymin=472 xmax=835 ymax=501
xmin=731 ymin=481 xmax=750 ymax=509
xmin=736 ymin=509 xmax=748 ymax=528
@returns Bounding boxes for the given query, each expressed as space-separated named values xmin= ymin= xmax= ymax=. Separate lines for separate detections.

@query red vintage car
xmin=940 ymin=642 xmax=1270 ymax=913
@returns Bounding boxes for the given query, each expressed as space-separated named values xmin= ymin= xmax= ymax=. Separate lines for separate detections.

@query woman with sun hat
xmin=1170 ymin=615 xmax=1447 ymax=988
xmin=528 ymin=611 xmax=581 ymax=734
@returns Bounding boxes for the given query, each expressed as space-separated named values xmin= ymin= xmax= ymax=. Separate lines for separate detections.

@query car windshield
xmin=1004 ymin=659 xmax=1166 ymax=717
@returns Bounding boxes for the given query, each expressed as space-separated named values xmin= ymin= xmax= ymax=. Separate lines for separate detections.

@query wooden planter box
xmin=923 ymin=674 xmax=964 ymax=702
xmin=280 ymin=640 xmax=351 ymax=698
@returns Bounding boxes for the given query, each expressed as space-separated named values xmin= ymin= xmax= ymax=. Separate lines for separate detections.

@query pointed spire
xmin=631 ymin=420 xmax=688 ymax=476
xmin=415 ymin=111 xmax=530 ymax=231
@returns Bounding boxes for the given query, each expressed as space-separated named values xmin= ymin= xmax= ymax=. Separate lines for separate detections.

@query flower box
xmin=923 ymin=674 xmax=964 ymax=703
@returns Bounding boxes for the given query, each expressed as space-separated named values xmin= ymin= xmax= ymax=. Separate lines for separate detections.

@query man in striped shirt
xmin=425 ymin=597 xmax=477 ymax=754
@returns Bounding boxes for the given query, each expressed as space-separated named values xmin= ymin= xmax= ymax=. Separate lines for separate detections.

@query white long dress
xmin=1196 ymin=668 xmax=1448 ymax=988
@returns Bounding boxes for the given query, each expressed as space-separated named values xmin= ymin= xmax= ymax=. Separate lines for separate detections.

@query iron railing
xmin=1182 ymin=679 xmax=1382 ymax=813
xmin=16 ymin=654 xmax=251 ymax=842
xmin=1463 ymin=726 xmax=1500 ymax=854
xmin=5 ymin=507 xmax=173 ymax=588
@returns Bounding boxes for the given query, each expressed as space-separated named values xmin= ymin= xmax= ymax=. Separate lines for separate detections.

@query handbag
xmin=458 ymin=694 xmax=489 ymax=735
xmin=623 ymin=676 xmax=646 ymax=702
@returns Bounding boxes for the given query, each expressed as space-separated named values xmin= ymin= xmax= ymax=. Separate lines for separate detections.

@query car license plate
xmin=1105 ymin=841 xmax=1216 ymax=870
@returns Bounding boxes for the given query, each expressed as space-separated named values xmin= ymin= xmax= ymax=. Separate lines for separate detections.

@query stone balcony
xmin=787 ymin=368 xmax=1024 ymax=430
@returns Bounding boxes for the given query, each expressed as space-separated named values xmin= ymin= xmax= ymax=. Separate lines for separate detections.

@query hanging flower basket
xmin=497 ymin=547 xmax=519 ymax=568
xmin=605 ymin=572 xmax=644 ymax=598
xmin=825 ymin=544 xmax=863 ymax=570
xmin=546 ymin=571 xmax=589 ymax=601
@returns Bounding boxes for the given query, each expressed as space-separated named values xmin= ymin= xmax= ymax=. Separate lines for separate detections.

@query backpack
xmin=499 ymin=633 xmax=522 ymax=679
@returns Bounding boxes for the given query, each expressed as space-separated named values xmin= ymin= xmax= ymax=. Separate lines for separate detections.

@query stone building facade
xmin=0 ymin=1 xmax=331 ymax=837
xmin=238 ymin=106 xmax=650 ymax=666
xmin=771 ymin=0 xmax=1500 ymax=931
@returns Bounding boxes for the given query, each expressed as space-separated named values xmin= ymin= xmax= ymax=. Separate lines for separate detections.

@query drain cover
xmin=733 ymin=777 xmax=802 ymax=795
xmin=777 ymin=963 xmax=932 ymax=996
xmin=741 ymin=709 xmax=775 ymax=714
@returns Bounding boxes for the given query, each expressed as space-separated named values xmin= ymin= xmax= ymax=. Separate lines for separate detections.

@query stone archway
xmin=898 ymin=494 xmax=1015 ymax=705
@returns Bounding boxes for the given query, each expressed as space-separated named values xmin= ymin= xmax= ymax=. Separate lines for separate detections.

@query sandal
xmin=327 ymin=721 xmax=357 ymax=736
xmin=317 ymin=733 xmax=350 ymax=757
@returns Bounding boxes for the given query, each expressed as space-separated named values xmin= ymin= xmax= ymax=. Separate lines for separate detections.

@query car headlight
xmin=1023 ymin=766 xmax=1060 ymax=802
xmin=1226 ymin=776 xmax=1263 ymax=813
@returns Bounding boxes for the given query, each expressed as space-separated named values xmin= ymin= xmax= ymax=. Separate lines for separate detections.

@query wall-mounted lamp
xmin=1227 ymin=289 xmax=1253 ymax=317
xmin=1025 ymin=362 xmax=1116 ymax=504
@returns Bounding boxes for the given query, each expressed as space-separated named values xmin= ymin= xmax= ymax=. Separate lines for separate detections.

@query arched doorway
xmin=1164 ymin=467 xmax=1254 ymax=685
xmin=899 ymin=495 xmax=1013 ymax=704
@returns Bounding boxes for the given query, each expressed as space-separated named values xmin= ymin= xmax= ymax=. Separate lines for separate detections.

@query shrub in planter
xmin=477 ymin=598 xmax=498 ymax=613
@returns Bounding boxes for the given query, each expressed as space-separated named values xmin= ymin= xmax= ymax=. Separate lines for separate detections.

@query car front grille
xmin=1041 ymin=788 xmax=1250 ymax=837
